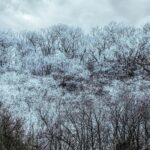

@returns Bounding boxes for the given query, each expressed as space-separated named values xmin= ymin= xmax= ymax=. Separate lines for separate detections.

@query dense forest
xmin=0 ymin=23 xmax=150 ymax=150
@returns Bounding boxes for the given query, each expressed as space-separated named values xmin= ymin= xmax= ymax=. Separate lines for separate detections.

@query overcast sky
xmin=0 ymin=0 xmax=150 ymax=30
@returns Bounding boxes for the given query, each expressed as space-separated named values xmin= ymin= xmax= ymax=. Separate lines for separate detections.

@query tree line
xmin=0 ymin=22 xmax=150 ymax=79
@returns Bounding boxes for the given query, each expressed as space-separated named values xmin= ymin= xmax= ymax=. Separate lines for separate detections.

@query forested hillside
xmin=0 ymin=23 xmax=150 ymax=150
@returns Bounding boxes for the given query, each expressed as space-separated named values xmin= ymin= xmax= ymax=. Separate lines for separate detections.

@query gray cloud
xmin=110 ymin=0 xmax=150 ymax=23
xmin=0 ymin=0 xmax=150 ymax=30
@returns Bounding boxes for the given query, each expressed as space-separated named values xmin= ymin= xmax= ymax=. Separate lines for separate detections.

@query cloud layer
xmin=0 ymin=0 xmax=150 ymax=30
